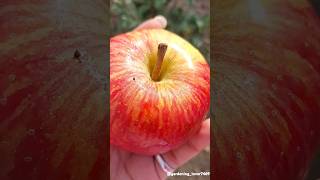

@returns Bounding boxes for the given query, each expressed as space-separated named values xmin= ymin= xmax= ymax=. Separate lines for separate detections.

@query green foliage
xmin=111 ymin=0 xmax=210 ymax=61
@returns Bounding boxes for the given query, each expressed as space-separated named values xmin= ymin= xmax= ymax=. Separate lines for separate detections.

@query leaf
xmin=154 ymin=0 xmax=167 ymax=10
xmin=137 ymin=4 xmax=152 ymax=18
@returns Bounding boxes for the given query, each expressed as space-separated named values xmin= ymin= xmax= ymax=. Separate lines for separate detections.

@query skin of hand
xmin=110 ymin=15 xmax=211 ymax=180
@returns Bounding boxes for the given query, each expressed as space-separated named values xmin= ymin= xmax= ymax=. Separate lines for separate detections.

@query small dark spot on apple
xmin=74 ymin=49 xmax=81 ymax=63
xmin=133 ymin=77 xmax=135 ymax=81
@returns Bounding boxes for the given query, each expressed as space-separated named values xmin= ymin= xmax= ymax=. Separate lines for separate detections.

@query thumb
xmin=134 ymin=15 xmax=167 ymax=30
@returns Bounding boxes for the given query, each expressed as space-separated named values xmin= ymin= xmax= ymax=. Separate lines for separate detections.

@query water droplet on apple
xmin=280 ymin=151 xmax=284 ymax=156
xmin=0 ymin=141 xmax=8 ymax=145
xmin=236 ymin=152 xmax=242 ymax=160
xmin=27 ymin=129 xmax=35 ymax=136
xmin=310 ymin=130 xmax=314 ymax=136
xmin=8 ymin=74 xmax=16 ymax=82
xmin=24 ymin=156 xmax=33 ymax=162
xmin=245 ymin=145 xmax=250 ymax=151
xmin=296 ymin=146 xmax=301 ymax=152
xmin=249 ymin=63 xmax=256 ymax=68
xmin=271 ymin=110 xmax=278 ymax=117
xmin=304 ymin=21 xmax=312 ymax=28
xmin=287 ymin=92 xmax=295 ymax=98
xmin=49 ymin=112 xmax=57 ymax=119
xmin=158 ymin=140 xmax=168 ymax=146
xmin=0 ymin=96 xmax=7 ymax=106
xmin=9 ymin=34 xmax=15 ymax=40
xmin=276 ymin=75 xmax=283 ymax=81
xmin=249 ymin=50 xmax=255 ymax=56
xmin=244 ymin=76 xmax=254 ymax=85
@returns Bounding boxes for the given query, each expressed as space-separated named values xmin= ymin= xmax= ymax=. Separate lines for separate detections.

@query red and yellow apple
xmin=110 ymin=29 xmax=210 ymax=155
xmin=213 ymin=0 xmax=320 ymax=179
xmin=0 ymin=0 xmax=107 ymax=179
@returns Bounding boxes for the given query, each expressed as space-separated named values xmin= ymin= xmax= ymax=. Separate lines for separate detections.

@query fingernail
xmin=154 ymin=15 xmax=167 ymax=27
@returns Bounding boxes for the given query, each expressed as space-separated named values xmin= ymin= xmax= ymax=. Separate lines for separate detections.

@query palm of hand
xmin=110 ymin=145 xmax=166 ymax=180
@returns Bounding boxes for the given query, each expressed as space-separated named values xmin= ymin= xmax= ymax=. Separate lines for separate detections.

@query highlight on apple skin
xmin=110 ymin=29 xmax=210 ymax=155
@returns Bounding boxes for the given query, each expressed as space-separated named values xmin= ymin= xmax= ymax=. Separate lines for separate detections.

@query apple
xmin=0 ymin=0 xmax=108 ymax=179
xmin=213 ymin=0 xmax=320 ymax=179
xmin=110 ymin=29 xmax=210 ymax=155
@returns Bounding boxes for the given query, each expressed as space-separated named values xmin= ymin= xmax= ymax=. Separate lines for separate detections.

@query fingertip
xmin=160 ymin=120 xmax=210 ymax=171
xmin=200 ymin=122 xmax=211 ymax=144
xmin=134 ymin=15 xmax=167 ymax=30
xmin=200 ymin=118 xmax=210 ymax=135
xmin=203 ymin=118 xmax=210 ymax=126
xmin=153 ymin=15 xmax=167 ymax=28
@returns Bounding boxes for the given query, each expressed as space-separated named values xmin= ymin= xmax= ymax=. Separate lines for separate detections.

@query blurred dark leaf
xmin=196 ymin=17 xmax=204 ymax=30
xmin=154 ymin=0 xmax=167 ymax=10
xmin=133 ymin=0 xmax=145 ymax=3
xmin=138 ymin=4 xmax=151 ymax=17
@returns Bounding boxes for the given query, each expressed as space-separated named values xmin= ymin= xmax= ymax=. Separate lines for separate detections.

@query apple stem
xmin=151 ymin=43 xmax=168 ymax=81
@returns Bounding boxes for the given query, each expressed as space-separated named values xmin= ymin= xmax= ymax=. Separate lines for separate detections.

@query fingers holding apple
xmin=158 ymin=118 xmax=210 ymax=171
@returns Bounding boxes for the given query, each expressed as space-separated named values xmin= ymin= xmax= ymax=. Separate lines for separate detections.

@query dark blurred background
xmin=111 ymin=0 xmax=210 ymax=179
xmin=305 ymin=2 xmax=320 ymax=180
xmin=110 ymin=0 xmax=210 ymax=62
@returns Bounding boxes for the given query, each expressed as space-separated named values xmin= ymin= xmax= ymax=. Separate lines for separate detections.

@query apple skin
xmin=214 ymin=0 xmax=320 ymax=179
xmin=0 ymin=0 xmax=107 ymax=179
xmin=110 ymin=29 xmax=210 ymax=155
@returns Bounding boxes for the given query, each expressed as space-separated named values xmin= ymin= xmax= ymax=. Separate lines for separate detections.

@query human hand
xmin=110 ymin=16 xmax=210 ymax=180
